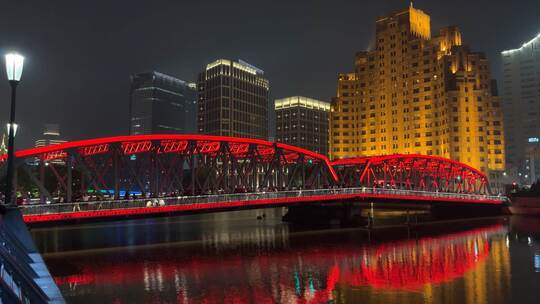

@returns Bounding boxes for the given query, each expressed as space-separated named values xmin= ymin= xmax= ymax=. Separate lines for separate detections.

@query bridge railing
xmin=18 ymin=187 xmax=507 ymax=217
xmin=0 ymin=215 xmax=54 ymax=303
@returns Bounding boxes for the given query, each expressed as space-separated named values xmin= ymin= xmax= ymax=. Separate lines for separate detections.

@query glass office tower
xmin=130 ymin=71 xmax=197 ymax=135
xmin=197 ymin=59 xmax=269 ymax=140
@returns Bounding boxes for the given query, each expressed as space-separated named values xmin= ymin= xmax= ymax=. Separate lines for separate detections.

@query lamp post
xmin=4 ymin=53 xmax=24 ymax=206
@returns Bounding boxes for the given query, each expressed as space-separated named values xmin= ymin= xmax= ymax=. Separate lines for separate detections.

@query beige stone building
xmin=330 ymin=4 xmax=505 ymax=181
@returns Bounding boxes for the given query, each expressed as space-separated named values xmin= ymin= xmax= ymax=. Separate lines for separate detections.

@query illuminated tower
xmin=34 ymin=124 xmax=68 ymax=164
xmin=330 ymin=4 xmax=505 ymax=185
xmin=330 ymin=73 xmax=358 ymax=159
xmin=34 ymin=124 xmax=67 ymax=148
xmin=501 ymin=33 xmax=540 ymax=184
xmin=197 ymin=59 xmax=270 ymax=140
xmin=129 ymin=71 xmax=197 ymax=135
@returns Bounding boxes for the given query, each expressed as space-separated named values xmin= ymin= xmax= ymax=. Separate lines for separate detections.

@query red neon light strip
xmin=41 ymin=150 xmax=68 ymax=162
xmin=229 ymin=143 xmax=249 ymax=154
xmin=159 ymin=140 xmax=188 ymax=153
xmin=197 ymin=141 xmax=220 ymax=153
xmin=121 ymin=141 xmax=153 ymax=154
xmin=13 ymin=135 xmax=271 ymax=158
xmin=79 ymin=144 xmax=110 ymax=156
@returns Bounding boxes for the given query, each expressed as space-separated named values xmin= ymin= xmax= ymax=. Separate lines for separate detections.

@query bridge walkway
xmin=19 ymin=187 xmax=507 ymax=224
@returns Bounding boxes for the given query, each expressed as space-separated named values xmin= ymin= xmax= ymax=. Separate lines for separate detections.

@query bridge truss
xmin=332 ymin=154 xmax=490 ymax=195
xmin=0 ymin=135 xmax=495 ymax=209
xmin=0 ymin=135 xmax=338 ymax=204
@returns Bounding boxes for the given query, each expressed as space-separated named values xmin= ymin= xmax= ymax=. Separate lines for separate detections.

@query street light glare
xmin=5 ymin=53 xmax=24 ymax=82
xmin=5 ymin=123 xmax=18 ymax=137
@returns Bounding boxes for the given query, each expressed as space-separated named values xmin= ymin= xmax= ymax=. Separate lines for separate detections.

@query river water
xmin=30 ymin=208 xmax=540 ymax=304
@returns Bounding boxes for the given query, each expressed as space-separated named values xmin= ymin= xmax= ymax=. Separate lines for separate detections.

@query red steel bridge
xmin=0 ymin=135 xmax=506 ymax=224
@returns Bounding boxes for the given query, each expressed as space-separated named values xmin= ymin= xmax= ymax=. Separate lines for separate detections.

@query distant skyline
xmin=0 ymin=0 xmax=539 ymax=149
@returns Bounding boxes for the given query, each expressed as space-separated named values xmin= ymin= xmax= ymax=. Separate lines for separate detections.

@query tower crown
xmin=375 ymin=4 xmax=431 ymax=40
xmin=407 ymin=4 xmax=431 ymax=39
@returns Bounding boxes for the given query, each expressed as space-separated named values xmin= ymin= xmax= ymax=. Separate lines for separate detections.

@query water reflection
xmin=334 ymin=227 xmax=511 ymax=304
xmin=506 ymin=216 xmax=540 ymax=303
xmin=30 ymin=211 xmax=525 ymax=303
xmin=31 ymin=209 xmax=288 ymax=254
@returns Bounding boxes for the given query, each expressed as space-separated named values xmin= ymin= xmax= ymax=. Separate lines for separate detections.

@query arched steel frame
xmin=331 ymin=154 xmax=490 ymax=195
xmin=0 ymin=135 xmax=338 ymax=203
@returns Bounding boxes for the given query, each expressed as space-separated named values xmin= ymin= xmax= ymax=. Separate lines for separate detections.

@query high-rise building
xmin=330 ymin=4 xmax=505 ymax=181
xmin=35 ymin=124 xmax=67 ymax=148
xmin=501 ymin=33 xmax=540 ymax=184
xmin=35 ymin=124 xmax=67 ymax=164
xmin=197 ymin=59 xmax=269 ymax=140
xmin=275 ymin=96 xmax=330 ymax=155
xmin=331 ymin=72 xmax=358 ymax=159
xmin=129 ymin=71 xmax=197 ymax=135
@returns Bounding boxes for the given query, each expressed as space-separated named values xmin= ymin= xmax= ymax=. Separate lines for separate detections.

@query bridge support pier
xmin=282 ymin=199 xmax=505 ymax=227
xmin=282 ymin=202 xmax=365 ymax=226
xmin=430 ymin=203 xmax=505 ymax=219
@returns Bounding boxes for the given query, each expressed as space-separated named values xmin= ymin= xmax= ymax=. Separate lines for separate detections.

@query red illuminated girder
xmin=158 ymin=140 xmax=188 ymax=153
xmin=255 ymin=146 xmax=277 ymax=163
xmin=331 ymin=156 xmax=370 ymax=166
xmin=1 ymin=134 xmax=342 ymax=204
xmin=228 ymin=143 xmax=249 ymax=155
xmin=331 ymin=154 xmax=489 ymax=194
xmin=257 ymin=147 xmax=275 ymax=156
xmin=5 ymin=134 xmax=338 ymax=185
xmin=196 ymin=141 xmax=220 ymax=154
xmin=283 ymin=152 xmax=300 ymax=163
xmin=41 ymin=150 xmax=68 ymax=162
xmin=79 ymin=144 xmax=110 ymax=157
xmin=121 ymin=141 xmax=152 ymax=155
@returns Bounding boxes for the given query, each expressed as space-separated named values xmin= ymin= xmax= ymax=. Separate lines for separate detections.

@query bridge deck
xmin=20 ymin=188 xmax=507 ymax=224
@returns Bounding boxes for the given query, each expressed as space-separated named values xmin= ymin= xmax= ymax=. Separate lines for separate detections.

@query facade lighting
xmin=501 ymin=33 xmax=540 ymax=55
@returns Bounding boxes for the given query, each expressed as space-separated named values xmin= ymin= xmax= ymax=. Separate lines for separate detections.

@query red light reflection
xmin=53 ymin=224 xmax=503 ymax=303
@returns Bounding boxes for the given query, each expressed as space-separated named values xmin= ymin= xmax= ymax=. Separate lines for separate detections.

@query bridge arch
xmin=331 ymin=154 xmax=490 ymax=195
xmin=1 ymin=135 xmax=338 ymax=203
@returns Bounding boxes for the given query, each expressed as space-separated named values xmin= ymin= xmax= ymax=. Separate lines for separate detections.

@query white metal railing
xmin=1 ymin=264 xmax=21 ymax=299
xmin=18 ymin=187 xmax=508 ymax=217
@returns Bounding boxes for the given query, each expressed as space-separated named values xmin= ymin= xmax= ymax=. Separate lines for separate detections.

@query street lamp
xmin=5 ymin=123 xmax=18 ymax=136
xmin=4 ymin=53 xmax=24 ymax=206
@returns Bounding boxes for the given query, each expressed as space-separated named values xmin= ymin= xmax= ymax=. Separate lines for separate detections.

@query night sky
xmin=1 ymin=0 xmax=539 ymax=149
